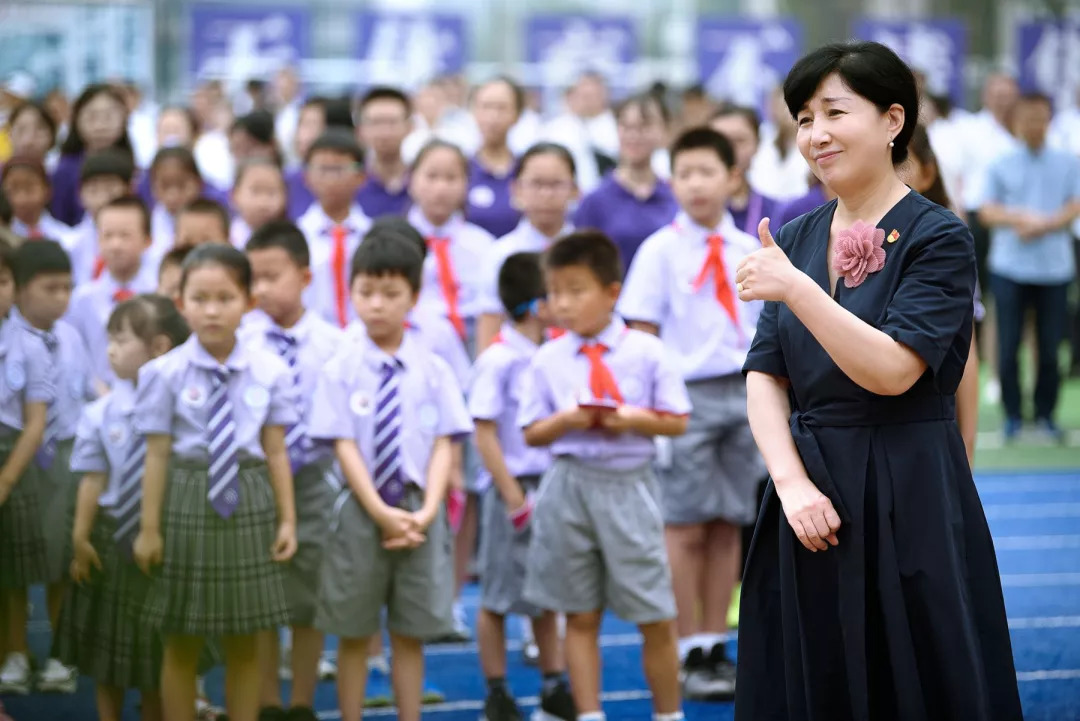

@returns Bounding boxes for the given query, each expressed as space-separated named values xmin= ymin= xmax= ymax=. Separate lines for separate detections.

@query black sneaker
xmin=286 ymin=707 xmax=319 ymax=721
xmin=257 ymin=707 xmax=287 ymax=721
xmin=538 ymin=679 xmax=576 ymax=721
xmin=706 ymin=643 xmax=737 ymax=701
xmin=483 ymin=685 xmax=523 ymax=721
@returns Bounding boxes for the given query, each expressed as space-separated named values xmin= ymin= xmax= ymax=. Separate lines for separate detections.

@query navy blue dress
xmin=737 ymin=192 xmax=1022 ymax=721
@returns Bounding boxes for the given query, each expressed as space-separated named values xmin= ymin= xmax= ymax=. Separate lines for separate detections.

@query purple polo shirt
xmin=285 ymin=167 xmax=315 ymax=221
xmin=572 ymin=173 xmax=678 ymax=273
xmin=465 ymin=157 xmax=521 ymax=239
xmin=728 ymin=188 xmax=783 ymax=239
xmin=50 ymin=153 xmax=85 ymax=226
xmin=775 ymin=185 xmax=828 ymax=229
xmin=357 ymin=173 xmax=411 ymax=219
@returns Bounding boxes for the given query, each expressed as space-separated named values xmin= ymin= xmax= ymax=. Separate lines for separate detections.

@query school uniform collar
xmin=570 ymin=315 xmax=627 ymax=351
xmin=263 ymin=309 xmax=317 ymax=345
xmin=497 ymin=323 xmax=540 ymax=355
xmin=408 ymin=206 xmax=465 ymax=238
xmin=470 ymin=155 xmax=515 ymax=181
xmin=183 ymin=334 xmax=250 ymax=372
xmin=309 ymin=204 xmax=368 ymax=236
xmin=12 ymin=212 xmax=58 ymax=237
xmin=355 ymin=328 xmax=420 ymax=372
xmin=672 ymin=210 xmax=738 ymax=243
xmin=513 ymin=218 xmax=573 ymax=244
xmin=110 ymin=379 xmax=137 ymax=414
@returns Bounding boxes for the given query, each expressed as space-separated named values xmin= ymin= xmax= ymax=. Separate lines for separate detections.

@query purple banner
xmin=1017 ymin=19 xmax=1080 ymax=110
xmin=697 ymin=17 xmax=802 ymax=109
xmin=524 ymin=14 xmax=637 ymax=96
xmin=854 ymin=18 xmax=967 ymax=105
xmin=189 ymin=4 xmax=310 ymax=83
xmin=355 ymin=11 xmax=466 ymax=89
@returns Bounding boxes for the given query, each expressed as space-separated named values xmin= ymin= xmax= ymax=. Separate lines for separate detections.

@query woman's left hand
xmin=736 ymin=218 xmax=801 ymax=303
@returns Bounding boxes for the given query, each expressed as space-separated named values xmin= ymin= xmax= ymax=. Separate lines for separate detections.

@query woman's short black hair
xmin=783 ymin=41 xmax=919 ymax=165
xmin=179 ymin=243 xmax=251 ymax=296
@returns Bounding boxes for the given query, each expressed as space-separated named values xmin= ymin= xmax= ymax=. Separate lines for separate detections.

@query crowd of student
xmin=0 ymin=60 xmax=1076 ymax=721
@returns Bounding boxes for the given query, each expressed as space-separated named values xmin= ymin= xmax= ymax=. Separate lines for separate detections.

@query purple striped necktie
xmin=374 ymin=360 xmax=405 ymax=507
xmin=111 ymin=430 xmax=146 ymax=554
xmin=267 ymin=329 xmax=307 ymax=472
xmin=207 ymin=367 xmax=241 ymax=518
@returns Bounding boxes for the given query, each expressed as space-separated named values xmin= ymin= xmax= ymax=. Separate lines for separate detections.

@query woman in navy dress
xmin=734 ymin=42 xmax=1022 ymax=721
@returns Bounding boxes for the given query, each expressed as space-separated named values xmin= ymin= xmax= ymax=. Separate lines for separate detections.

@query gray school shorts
xmin=523 ymin=457 xmax=675 ymax=625
xmin=659 ymin=375 xmax=766 ymax=526
xmin=479 ymin=475 xmax=543 ymax=617
xmin=43 ymin=439 xmax=79 ymax=583
xmin=283 ymin=461 xmax=339 ymax=627
xmin=315 ymin=485 xmax=455 ymax=641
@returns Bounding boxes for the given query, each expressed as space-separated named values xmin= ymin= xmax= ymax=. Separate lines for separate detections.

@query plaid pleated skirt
xmin=141 ymin=460 xmax=289 ymax=636
xmin=54 ymin=514 xmax=162 ymax=690
xmin=0 ymin=439 xmax=49 ymax=590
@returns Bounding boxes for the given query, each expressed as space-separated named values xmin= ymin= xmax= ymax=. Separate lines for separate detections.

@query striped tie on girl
xmin=267 ymin=329 xmax=307 ymax=473
xmin=111 ymin=434 xmax=147 ymax=554
xmin=374 ymin=360 xmax=405 ymax=507
xmin=35 ymin=330 xmax=60 ymax=469
xmin=207 ymin=367 xmax=241 ymax=518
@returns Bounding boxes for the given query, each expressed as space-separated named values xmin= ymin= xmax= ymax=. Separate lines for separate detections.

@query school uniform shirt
xmin=149 ymin=204 xmax=179 ymax=264
xmin=51 ymin=320 xmax=96 ymax=441
xmin=0 ymin=310 xmax=56 ymax=433
xmin=617 ymin=212 xmax=764 ymax=382
xmin=240 ymin=309 xmax=344 ymax=465
xmin=308 ymin=330 xmax=473 ymax=489
xmin=230 ymin=217 xmax=253 ymax=249
xmin=408 ymin=207 xmax=495 ymax=325
xmin=343 ymin=308 xmax=471 ymax=391
xmin=468 ymin=323 xmax=550 ymax=478
xmin=69 ymin=380 xmax=138 ymax=508
xmin=285 ymin=168 xmax=315 ymax=221
xmin=297 ymin=203 xmax=372 ymax=328
xmin=62 ymin=215 xmax=100 ymax=286
xmin=517 ymin=316 xmax=691 ymax=470
xmin=66 ymin=265 xmax=159 ymax=388
xmin=356 ymin=173 xmax=411 ymax=218
xmin=466 ymin=157 xmax=521 ymax=239
xmin=135 ymin=334 xmax=299 ymax=462
xmin=476 ymin=219 xmax=573 ymax=316
xmin=11 ymin=212 xmax=71 ymax=242
xmin=572 ymin=174 xmax=678 ymax=273
xmin=50 ymin=153 xmax=85 ymax=226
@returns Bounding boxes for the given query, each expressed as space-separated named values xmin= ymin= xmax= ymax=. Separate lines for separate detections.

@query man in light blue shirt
xmin=980 ymin=92 xmax=1080 ymax=441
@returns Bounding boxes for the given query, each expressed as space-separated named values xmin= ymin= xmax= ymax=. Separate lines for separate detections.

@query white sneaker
xmin=367 ymin=653 xmax=390 ymax=676
xmin=519 ymin=615 xmax=539 ymax=666
xmin=0 ymin=653 xmax=31 ymax=695
xmin=318 ymin=654 xmax=338 ymax=680
xmin=37 ymin=657 xmax=78 ymax=694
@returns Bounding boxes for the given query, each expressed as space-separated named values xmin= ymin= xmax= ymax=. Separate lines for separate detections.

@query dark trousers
xmin=991 ymin=274 xmax=1071 ymax=420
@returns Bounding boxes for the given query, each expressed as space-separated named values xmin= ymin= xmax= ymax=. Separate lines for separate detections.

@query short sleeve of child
xmin=468 ymin=348 xmax=507 ymax=422
xmin=69 ymin=400 xmax=108 ymax=474
xmin=516 ymin=356 xmax=555 ymax=429
xmin=308 ymin=356 xmax=351 ymax=441
xmin=431 ymin=357 xmax=474 ymax=440
xmin=135 ymin=359 xmax=175 ymax=436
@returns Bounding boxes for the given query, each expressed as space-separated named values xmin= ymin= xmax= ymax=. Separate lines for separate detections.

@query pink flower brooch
xmin=833 ymin=220 xmax=888 ymax=288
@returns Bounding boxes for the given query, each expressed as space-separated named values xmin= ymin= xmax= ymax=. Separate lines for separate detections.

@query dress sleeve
xmin=741 ymin=221 xmax=796 ymax=379
xmin=879 ymin=209 xmax=976 ymax=384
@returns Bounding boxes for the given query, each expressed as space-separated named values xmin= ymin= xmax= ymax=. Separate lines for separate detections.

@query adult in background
xmin=466 ymin=77 xmax=524 ymax=238
xmin=979 ymin=92 xmax=1080 ymax=442
xmin=572 ymin=93 xmax=677 ymax=272
xmin=735 ymin=41 xmax=1021 ymax=720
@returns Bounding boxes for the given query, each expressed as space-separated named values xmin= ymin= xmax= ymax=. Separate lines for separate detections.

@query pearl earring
xmin=888 ymin=140 xmax=895 ymax=148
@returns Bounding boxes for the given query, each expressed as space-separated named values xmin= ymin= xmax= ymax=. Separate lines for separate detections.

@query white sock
xmin=695 ymin=632 xmax=725 ymax=651
xmin=577 ymin=713 xmax=606 ymax=721
xmin=676 ymin=636 xmax=701 ymax=662
xmin=654 ymin=712 xmax=685 ymax=721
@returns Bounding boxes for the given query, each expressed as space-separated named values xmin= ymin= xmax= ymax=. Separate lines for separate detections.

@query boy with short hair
xmin=297 ymin=129 xmax=372 ymax=329
xmin=65 ymin=149 xmax=135 ymax=286
xmin=1 ymin=157 xmax=70 ymax=240
xmin=67 ymin=195 xmax=157 ymax=390
xmin=518 ymin=230 xmax=690 ymax=721
xmin=309 ymin=230 xmax=471 ymax=721
xmin=173 ymin=197 xmax=231 ymax=249
xmin=617 ymin=127 xmax=764 ymax=700
xmin=156 ymin=245 xmax=192 ymax=301
xmin=471 ymin=251 xmax=574 ymax=721
xmin=0 ymin=240 xmax=91 ymax=695
xmin=242 ymin=219 xmax=344 ymax=721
